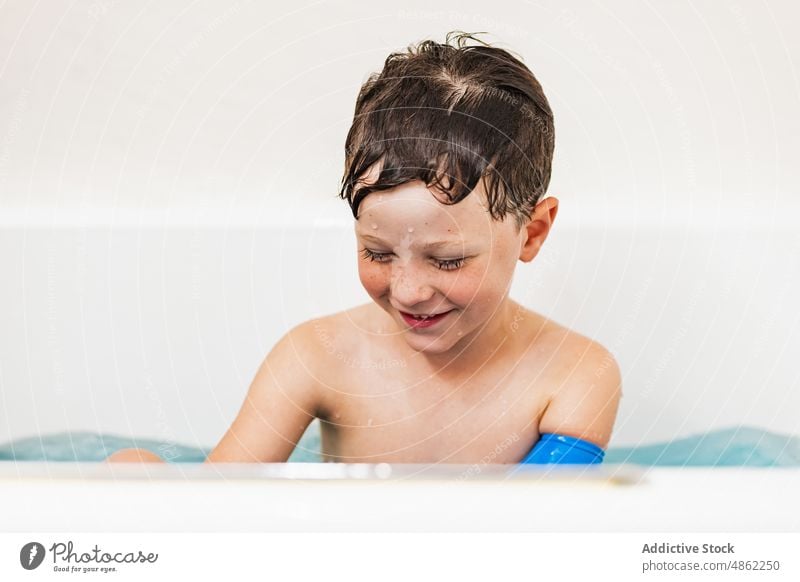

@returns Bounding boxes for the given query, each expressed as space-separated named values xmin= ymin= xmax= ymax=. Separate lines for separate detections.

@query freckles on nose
xmin=390 ymin=264 xmax=433 ymax=302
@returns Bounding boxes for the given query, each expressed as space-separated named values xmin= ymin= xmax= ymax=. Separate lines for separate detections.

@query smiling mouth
xmin=399 ymin=309 xmax=454 ymax=329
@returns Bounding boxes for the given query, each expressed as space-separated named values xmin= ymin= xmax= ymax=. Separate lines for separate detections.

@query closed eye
xmin=434 ymin=258 xmax=465 ymax=271
xmin=360 ymin=248 xmax=466 ymax=271
xmin=360 ymin=248 xmax=392 ymax=263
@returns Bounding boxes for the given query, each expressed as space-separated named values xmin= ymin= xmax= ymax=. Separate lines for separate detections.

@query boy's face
xmin=354 ymin=176 xmax=528 ymax=356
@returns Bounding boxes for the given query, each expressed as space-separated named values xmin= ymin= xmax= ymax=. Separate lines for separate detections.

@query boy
xmin=110 ymin=32 xmax=621 ymax=465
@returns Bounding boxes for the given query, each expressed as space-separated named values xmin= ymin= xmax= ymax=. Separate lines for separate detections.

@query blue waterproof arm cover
xmin=520 ymin=433 xmax=605 ymax=464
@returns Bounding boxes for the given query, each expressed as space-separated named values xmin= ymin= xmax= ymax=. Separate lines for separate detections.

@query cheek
xmin=358 ymin=262 xmax=389 ymax=299
xmin=443 ymin=271 xmax=481 ymax=306
xmin=452 ymin=261 xmax=513 ymax=310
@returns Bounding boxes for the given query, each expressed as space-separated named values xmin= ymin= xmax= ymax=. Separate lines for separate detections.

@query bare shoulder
xmin=296 ymin=303 xmax=390 ymax=357
xmin=292 ymin=302 xmax=395 ymax=401
xmin=206 ymin=306 xmax=389 ymax=463
xmin=518 ymin=310 xmax=623 ymax=449
xmin=204 ymin=317 xmax=329 ymax=462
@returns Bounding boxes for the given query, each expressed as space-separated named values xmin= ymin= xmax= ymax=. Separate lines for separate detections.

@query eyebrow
xmin=358 ymin=233 xmax=463 ymax=250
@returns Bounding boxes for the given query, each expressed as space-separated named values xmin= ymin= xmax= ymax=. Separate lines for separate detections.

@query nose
xmin=390 ymin=262 xmax=435 ymax=308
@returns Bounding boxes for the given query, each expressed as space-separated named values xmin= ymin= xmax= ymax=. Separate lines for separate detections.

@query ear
xmin=519 ymin=196 xmax=559 ymax=263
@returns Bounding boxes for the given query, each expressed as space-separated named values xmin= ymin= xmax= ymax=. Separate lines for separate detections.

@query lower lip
xmin=400 ymin=310 xmax=453 ymax=329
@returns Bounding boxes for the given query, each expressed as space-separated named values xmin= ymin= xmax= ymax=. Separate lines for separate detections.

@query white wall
xmin=1 ymin=0 xmax=799 ymax=448
xmin=2 ymin=0 xmax=798 ymax=220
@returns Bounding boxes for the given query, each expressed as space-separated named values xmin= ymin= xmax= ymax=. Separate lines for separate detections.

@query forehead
xmin=356 ymin=179 xmax=494 ymax=239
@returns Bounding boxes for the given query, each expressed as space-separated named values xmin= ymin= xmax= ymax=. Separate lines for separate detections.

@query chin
xmin=400 ymin=321 xmax=471 ymax=354
xmin=402 ymin=335 xmax=456 ymax=355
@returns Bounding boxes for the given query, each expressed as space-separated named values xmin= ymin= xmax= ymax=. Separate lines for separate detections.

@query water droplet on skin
xmin=407 ymin=226 xmax=415 ymax=233
xmin=371 ymin=223 xmax=378 ymax=229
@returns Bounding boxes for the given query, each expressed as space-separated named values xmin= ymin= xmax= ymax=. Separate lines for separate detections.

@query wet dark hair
xmin=339 ymin=31 xmax=555 ymax=228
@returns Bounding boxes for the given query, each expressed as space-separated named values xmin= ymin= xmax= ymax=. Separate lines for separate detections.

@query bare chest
xmin=318 ymin=363 xmax=549 ymax=463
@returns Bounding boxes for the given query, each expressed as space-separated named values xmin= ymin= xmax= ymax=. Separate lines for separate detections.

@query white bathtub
xmin=2 ymin=462 xmax=798 ymax=531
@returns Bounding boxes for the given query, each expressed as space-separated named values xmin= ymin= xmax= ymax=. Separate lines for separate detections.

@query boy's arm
xmin=537 ymin=340 xmax=622 ymax=450
xmin=204 ymin=322 xmax=323 ymax=463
